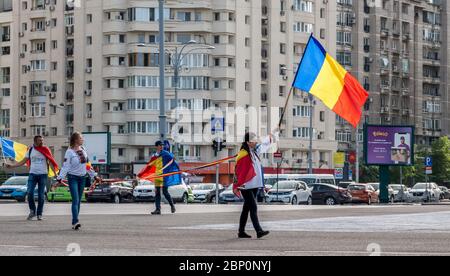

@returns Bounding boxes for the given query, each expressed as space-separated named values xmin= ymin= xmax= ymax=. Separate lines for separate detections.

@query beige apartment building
xmin=336 ymin=0 xmax=450 ymax=156
xmin=0 ymin=0 xmax=339 ymax=175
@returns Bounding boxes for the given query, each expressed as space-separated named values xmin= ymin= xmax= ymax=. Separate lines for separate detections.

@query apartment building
xmin=0 ymin=0 xmax=12 ymax=139
xmin=0 ymin=0 xmax=338 ymax=175
xmin=336 ymin=0 xmax=450 ymax=155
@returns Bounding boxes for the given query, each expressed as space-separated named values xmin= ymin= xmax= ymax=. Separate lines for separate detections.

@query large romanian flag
xmin=293 ymin=35 xmax=369 ymax=128
xmin=0 ymin=137 xmax=28 ymax=162
xmin=137 ymin=151 xmax=181 ymax=188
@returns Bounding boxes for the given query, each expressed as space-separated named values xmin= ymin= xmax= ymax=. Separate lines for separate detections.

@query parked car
xmin=133 ymin=180 xmax=194 ymax=203
xmin=133 ymin=180 xmax=155 ymax=202
xmin=410 ymin=182 xmax=441 ymax=202
xmin=0 ymin=176 xmax=47 ymax=202
xmin=219 ymin=185 xmax=243 ymax=204
xmin=367 ymin=183 xmax=395 ymax=202
xmin=338 ymin=181 xmax=355 ymax=189
xmin=267 ymin=181 xmax=312 ymax=205
xmin=86 ymin=180 xmax=134 ymax=203
xmin=168 ymin=183 xmax=194 ymax=203
xmin=348 ymin=184 xmax=379 ymax=205
xmin=47 ymin=181 xmax=87 ymax=202
xmin=439 ymin=186 xmax=450 ymax=200
xmin=310 ymin=183 xmax=352 ymax=206
xmin=389 ymin=184 xmax=411 ymax=202
xmin=192 ymin=183 xmax=225 ymax=203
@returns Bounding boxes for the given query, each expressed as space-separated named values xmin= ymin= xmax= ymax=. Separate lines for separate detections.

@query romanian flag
xmin=233 ymin=149 xmax=256 ymax=197
xmin=137 ymin=151 xmax=181 ymax=188
xmin=0 ymin=137 xmax=28 ymax=162
xmin=32 ymin=146 xmax=60 ymax=178
xmin=293 ymin=35 xmax=369 ymax=128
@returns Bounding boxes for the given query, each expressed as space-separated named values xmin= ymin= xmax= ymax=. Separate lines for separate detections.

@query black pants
xmin=155 ymin=186 xmax=174 ymax=210
xmin=239 ymin=188 xmax=263 ymax=233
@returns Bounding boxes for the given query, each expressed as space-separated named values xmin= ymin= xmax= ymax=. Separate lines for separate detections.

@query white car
xmin=133 ymin=180 xmax=192 ymax=203
xmin=267 ymin=181 xmax=312 ymax=205
xmin=410 ymin=182 xmax=441 ymax=202
xmin=389 ymin=184 xmax=411 ymax=202
xmin=192 ymin=183 xmax=224 ymax=203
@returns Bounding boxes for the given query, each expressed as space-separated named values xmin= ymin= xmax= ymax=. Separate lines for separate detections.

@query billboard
xmin=364 ymin=125 xmax=415 ymax=166
xmin=82 ymin=132 xmax=111 ymax=165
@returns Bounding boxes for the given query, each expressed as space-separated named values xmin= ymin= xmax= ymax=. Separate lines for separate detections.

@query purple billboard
xmin=364 ymin=125 xmax=415 ymax=166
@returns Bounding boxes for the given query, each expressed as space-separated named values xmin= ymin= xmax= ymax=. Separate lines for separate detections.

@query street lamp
xmin=137 ymin=41 xmax=215 ymax=158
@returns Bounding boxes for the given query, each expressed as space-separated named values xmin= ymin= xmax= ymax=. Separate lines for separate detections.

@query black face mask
xmin=76 ymin=150 xmax=87 ymax=164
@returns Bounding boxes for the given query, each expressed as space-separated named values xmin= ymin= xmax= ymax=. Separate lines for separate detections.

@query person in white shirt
xmin=6 ymin=136 xmax=58 ymax=221
xmin=57 ymin=132 xmax=101 ymax=230
xmin=235 ymin=132 xmax=277 ymax=239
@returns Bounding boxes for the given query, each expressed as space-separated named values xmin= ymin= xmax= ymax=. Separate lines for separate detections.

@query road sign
xmin=426 ymin=166 xmax=433 ymax=175
xmin=274 ymin=152 xmax=283 ymax=164
xmin=334 ymin=152 xmax=345 ymax=168
xmin=211 ymin=117 xmax=225 ymax=133
xmin=334 ymin=168 xmax=344 ymax=180
xmin=425 ymin=157 xmax=433 ymax=167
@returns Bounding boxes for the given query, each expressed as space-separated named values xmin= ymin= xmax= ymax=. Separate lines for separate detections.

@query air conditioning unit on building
xmin=19 ymin=32 xmax=24 ymax=37
xmin=49 ymin=5 xmax=56 ymax=11
xmin=20 ymin=117 xmax=26 ymax=122
xmin=84 ymin=90 xmax=92 ymax=96
xmin=49 ymin=93 xmax=56 ymax=99
xmin=85 ymin=68 xmax=92 ymax=73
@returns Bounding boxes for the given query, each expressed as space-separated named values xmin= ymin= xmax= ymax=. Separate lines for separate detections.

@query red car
xmin=348 ymin=184 xmax=379 ymax=205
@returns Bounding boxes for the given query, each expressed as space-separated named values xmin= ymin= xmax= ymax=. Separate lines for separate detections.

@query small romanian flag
xmin=0 ymin=137 xmax=28 ymax=162
xmin=293 ymin=35 xmax=369 ymax=128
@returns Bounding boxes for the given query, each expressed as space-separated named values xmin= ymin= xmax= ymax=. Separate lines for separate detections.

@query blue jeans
xmin=155 ymin=186 xmax=174 ymax=210
xmin=27 ymin=174 xmax=47 ymax=216
xmin=68 ymin=175 xmax=86 ymax=225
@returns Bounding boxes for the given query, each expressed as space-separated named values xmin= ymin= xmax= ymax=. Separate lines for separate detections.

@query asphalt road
xmin=1 ymin=201 xmax=450 ymax=256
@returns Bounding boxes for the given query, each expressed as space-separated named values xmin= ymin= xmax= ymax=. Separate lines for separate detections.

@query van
xmin=289 ymin=174 xmax=336 ymax=187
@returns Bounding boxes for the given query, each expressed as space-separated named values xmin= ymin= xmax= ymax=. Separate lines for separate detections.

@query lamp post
xmin=158 ymin=0 xmax=166 ymax=143
xmin=171 ymin=41 xmax=215 ymax=159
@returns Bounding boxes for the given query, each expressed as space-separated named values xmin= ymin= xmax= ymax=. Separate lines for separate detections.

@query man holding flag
xmin=4 ymin=135 xmax=59 ymax=221
xmin=138 ymin=141 xmax=181 ymax=215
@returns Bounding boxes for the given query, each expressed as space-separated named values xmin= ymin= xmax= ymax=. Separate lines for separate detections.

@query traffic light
xmin=212 ymin=138 xmax=226 ymax=156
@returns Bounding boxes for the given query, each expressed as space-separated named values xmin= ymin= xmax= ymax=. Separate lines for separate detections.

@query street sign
xmin=334 ymin=168 xmax=344 ymax=180
xmin=274 ymin=152 xmax=283 ymax=164
xmin=211 ymin=117 xmax=225 ymax=133
xmin=334 ymin=152 xmax=345 ymax=168
xmin=425 ymin=157 xmax=433 ymax=167
xmin=426 ymin=167 xmax=433 ymax=175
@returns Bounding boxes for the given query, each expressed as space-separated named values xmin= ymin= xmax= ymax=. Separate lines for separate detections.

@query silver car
xmin=389 ymin=184 xmax=411 ymax=202
xmin=410 ymin=183 xmax=441 ymax=202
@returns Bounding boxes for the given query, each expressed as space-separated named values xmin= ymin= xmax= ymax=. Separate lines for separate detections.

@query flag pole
xmin=279 ymin=34 xmax=314 ymax=129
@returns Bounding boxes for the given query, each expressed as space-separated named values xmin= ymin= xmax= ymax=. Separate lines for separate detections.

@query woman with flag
xmin=5 ymin=135 xmax=59 ymax=221
xmin=57 ymin=132 xmax=101 ymax=230
xmin=234 ymin=132 xmax=275 ymax=239
xmin=137 ymin=141 xmax=181 ymax=215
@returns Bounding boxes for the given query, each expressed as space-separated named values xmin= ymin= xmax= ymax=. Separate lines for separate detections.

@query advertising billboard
xmin=364 ymin=125 xmax=415 ymax=166
xmin=82 ymin=132 xmax=111 ymax=165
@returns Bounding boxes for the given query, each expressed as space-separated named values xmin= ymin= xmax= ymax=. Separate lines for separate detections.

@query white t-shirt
xmin=58 ymin=148 xmax=97 ymax=179
xmin=26 ymin=147 xmax=49 ymax=175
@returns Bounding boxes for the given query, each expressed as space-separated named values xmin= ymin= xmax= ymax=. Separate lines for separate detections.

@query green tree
xmin=430 ymin=137 xmax=450 ymax=185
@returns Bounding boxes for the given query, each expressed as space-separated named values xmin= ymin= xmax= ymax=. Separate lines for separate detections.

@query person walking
xmin=234 ymin=132 xmax=274 ymax=239
xmin=138 ymin=141 xmax=181 ymax=215
xmin=57 ymin=132 xmax=100 ymax=230
xmin=6 ymin=135 xmax=59 ymax=221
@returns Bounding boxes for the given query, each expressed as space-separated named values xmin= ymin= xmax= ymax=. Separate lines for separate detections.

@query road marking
xmin=172 ymin=211 xmax=450 ymax=233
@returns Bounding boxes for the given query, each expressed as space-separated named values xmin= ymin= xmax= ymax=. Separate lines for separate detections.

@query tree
xmin=430 ymin=137 xmax=450 ymax=185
